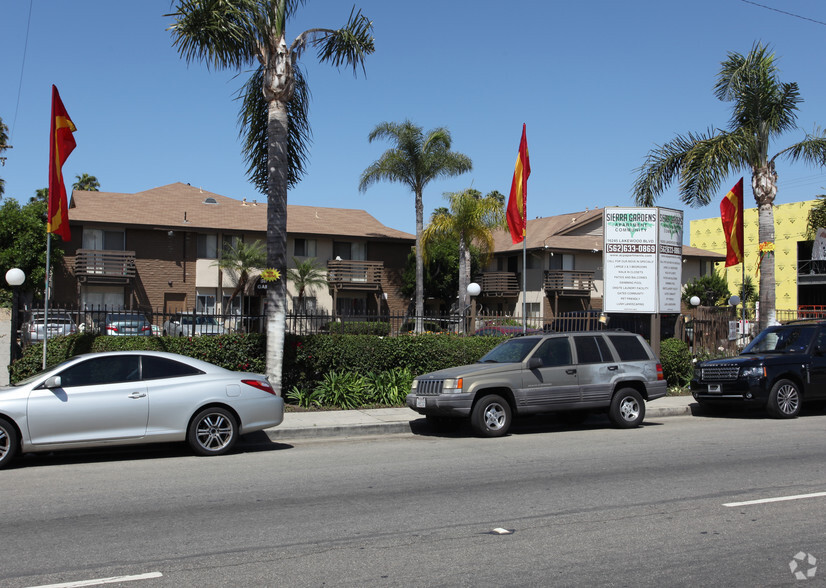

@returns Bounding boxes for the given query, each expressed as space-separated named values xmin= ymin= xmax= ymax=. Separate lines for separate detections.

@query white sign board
xmin=603 ymin=207 xmax=684 ymax=314
xmin=657 ymin=208 xmax=684 ymax=313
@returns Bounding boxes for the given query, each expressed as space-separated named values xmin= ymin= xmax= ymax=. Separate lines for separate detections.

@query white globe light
xmin=689 ymin=295 xmax=701 ymax=306
xmin=467 ymin=282 xmax=481 ymax=297
xmin=5 ymin=268 xmax=25 ymax=287
xmin=729 ymin=295 xmax=740 ymax=306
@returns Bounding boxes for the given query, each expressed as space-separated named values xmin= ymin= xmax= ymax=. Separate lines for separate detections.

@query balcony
xmin=327 ymin=259 xmax=384 ymax=291
xmin=74 ymin=250 xmax=136 ymax=284
xmin=475 ymin=272 xmax=519 ymax=297
xmin=544 ymin=270 xmax=594 ymax=296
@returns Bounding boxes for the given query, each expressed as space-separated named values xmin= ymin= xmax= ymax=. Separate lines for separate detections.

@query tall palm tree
xmin=633 ymin=43 xmax=826 ymax=330
xmin=0 ymin=116 xmax=9 ymax=198
xmin=359 ymin=120 xmax=472 ymax=330
xmin=168 ymin=1 xmax=374 ymax=391
xmin=422 ymin=189 xmax=504 ymax=332
xmin=287 ymin=257 xmax=327 ymax=312
xmin=72 ymin=173 xmax=100 ymax=192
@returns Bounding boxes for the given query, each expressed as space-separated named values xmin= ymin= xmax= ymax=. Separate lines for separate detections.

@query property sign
xmin=603 ymin=207 xmax=684 ymax=313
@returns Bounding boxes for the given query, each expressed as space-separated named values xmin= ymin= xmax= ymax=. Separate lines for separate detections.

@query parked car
xmin=407 ymin=330 xmax=666 ymax=436
xmin=163 ymin=313 xmax=226 ymax=337
xmin=0 ymin=351 xmax=284 ymax=468
xmin=102 ymin=313 xmax=153 ymax=336
xmin=691 ymin=319 xmax=826 ymax=418
xmin=20 ymin=311 xmax=78 ymax=344
xmin=473 ymin=325 xmax=543 ymax=336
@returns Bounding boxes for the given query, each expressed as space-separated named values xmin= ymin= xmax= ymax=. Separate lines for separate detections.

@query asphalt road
xmin=2 ymin=410 xmax=826 ymax=587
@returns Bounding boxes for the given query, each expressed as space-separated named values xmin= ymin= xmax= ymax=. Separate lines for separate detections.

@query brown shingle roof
xmin=68 ymin=183 xmax=414 ymax=241
xmin=492 ymin=207 xmax=724 ymax=259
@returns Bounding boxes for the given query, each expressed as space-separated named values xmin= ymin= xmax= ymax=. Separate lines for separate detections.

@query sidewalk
xmin=263 ymin=395 xmax=696 ymax=442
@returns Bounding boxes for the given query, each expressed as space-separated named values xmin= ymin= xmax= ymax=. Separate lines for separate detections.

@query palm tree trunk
xmin=262 ymin=33 xmax=294 ymax=394
xmin=752 ymin=166 xmax=777 ymax=331
xmin=415 ymin=188 xmax=424 ymax=332
xmin=458 ymin=235 xmax=469 ymax=334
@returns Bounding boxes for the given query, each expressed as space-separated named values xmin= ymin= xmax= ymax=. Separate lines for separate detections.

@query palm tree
xmin=422 ymin=189 xmax=504 ymax=332
xmin=168 ymin=1 xmax=374 ymax=391
xmin=287 ymin=257 xmax=327 ymax=312
xmin=215 ymin=239 xmax=266 ymax=331
xmin=359 ymin=121 xmax=472 ymax=330
xmin=72 ymin=173 xmax=100 ymax=192
xmin=633 ymin=43 xmax=826 ymax=331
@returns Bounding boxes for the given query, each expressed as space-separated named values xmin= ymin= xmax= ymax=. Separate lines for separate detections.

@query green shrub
xmin=326 ymin=321 xmax=391 ymax=336
xmin=312 ymin=371 xmax=369 ymax=409
xmin=364 ymin=367 xmax=413 ymax=406
xmin=659 ymin=338 xmax=694 ymax=387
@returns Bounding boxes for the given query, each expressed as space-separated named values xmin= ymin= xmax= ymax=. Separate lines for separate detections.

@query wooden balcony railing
xmin=327 ymin=259 xmax=384 ymax=290
xmin=74 ymin=250 xmax=136 ymax=283
xmin=544 ymin=270 xmax=594 ymax=295
xmin=475 ymin=272 xmax=520 ymax=296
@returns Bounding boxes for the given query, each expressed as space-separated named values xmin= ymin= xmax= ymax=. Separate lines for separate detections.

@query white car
xmin=0 ymin=351 xmax=284 ymax=468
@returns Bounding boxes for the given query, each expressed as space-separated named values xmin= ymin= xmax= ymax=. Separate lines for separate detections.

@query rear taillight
xmin=140 ymin=325 xmax=151 ymax=332
xmin=656 ymin=363 xmax=664 ymax=381
xmin=242 ymin=379 xmax=276 ymax=395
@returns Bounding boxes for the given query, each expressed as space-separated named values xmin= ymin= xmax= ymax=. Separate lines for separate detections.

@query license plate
xmin=708 ymin=384 xmax=721 ymax=393
xmin=416 ymin=397 xmax=426 ymax=408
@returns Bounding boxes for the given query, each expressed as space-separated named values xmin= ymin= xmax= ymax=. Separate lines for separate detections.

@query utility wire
xmin=740 ymin=0 xmax=826 ymax=27
xmin=11 ymin=0 xmax=34 ymax=141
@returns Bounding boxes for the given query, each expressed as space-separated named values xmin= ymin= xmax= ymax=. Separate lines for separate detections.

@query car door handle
xmin=566 ymin=369 xmax=577 ymax=375
xmin=608 ymin=365 xmax=619 ymax=371
xmin=128 ymin=392 xmax=147 ymax=399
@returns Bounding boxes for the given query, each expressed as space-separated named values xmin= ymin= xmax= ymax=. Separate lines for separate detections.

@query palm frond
xmin=777 ymin=129 xmax=826 ymax=167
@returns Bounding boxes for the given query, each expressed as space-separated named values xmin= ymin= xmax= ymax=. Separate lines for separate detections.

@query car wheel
xmin=767 ymin=379 xmax=801 ymax=419
xmin=187 ymin=407 xmax=238 ymax=456
xmin=470 ymin=394 xmax=512 ymax=437
xmin=0 ymin=417 xmax=20 ymax=469
xmin=608 ymin=388 xmax=645 ymax=428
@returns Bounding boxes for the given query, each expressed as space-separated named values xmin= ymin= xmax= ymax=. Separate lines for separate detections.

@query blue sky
xmin=2 ymin=0 xmax=826 ymax=243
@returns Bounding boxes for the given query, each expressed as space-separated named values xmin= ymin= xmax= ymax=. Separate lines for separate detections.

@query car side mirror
xmin=44 ymin=375 xmax=62 ymax=389
xmin=527 ymin=357 xmax=543 ymax=370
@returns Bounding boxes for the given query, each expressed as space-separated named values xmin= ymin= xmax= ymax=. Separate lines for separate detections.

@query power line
xmin=740 ymin=0 xmax=826 ymax=27
xmin=11 ymin=0 xmax=34 ymax=141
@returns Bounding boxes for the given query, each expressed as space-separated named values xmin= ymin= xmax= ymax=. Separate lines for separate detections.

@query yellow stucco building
xmin=690 ymin=199 xmax=819 ymax=312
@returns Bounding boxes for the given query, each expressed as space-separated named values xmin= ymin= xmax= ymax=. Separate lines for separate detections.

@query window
xmin=294 ymin=238 xmax=317 ymax=257
xmin=196 ymin=293 xmax=216 ymax=313
xmin=141 ymin=356 xmax=203 ymax=380
xmin=292 ymin=296 xmax=317 ymax=313
xmin=534 ymin=338 xmax=572 ymax=367
xmin=82 ymin=228 xmax=125 ymax=251
xmin=608 ymin=335 xmax=649 ymax=361
xmin=222 ymin=234 xmax=242 ymax=252
xmin=333 ymin=241 xmax=365 ymax=261
xmin=574 ymin=335 xmax=613 ymax=364
xmin=59 ymin=355 xmax=140 ymax=387
xmin=525 ymin=302 xmax=541 ymax=318
xmin=197 ymin=234 xmax=218 ymax=259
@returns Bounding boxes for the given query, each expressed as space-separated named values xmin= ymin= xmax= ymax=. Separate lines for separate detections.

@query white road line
xmin=26 ymin=572 xmax=163 ymax=588
xmin=723 ymin=491 xmax=826 ymax=507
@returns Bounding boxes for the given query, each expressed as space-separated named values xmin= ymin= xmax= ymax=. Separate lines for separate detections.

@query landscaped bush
xmin=326 ymin=321 xmax=391 ymax=336
xmin=659 ymin=337 xmax=694 ymax=387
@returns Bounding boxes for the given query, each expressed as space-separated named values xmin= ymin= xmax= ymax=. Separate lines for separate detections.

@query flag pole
xmin=522 ymin=229 xmax=527 ymax=333
xmin=42 ymin=233 xmax=52 ymax=369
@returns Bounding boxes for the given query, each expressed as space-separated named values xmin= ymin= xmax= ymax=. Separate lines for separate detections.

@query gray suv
xmin=406 ymin=331 xmax=667 ymax=437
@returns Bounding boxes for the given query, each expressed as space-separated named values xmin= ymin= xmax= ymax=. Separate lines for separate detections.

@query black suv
xmin=691 ymin=320 xmax=826 ymax=418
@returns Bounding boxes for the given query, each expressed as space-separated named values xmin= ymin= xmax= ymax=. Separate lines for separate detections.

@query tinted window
xmin=608 ymin=335 xmax=650 ymax=361
xmin=574 ymin=336 xmax=613 ymax=364
xmin=141 ymin=356 xmax=204 ymax=380
xmin=533 ymin=338 xmax=572 ymax=367
xmin=59 ymin=355 xmax=140 ymax=387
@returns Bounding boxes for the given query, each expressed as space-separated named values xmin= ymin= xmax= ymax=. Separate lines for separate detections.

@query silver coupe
xmin=0 ymin=351 xmax=284 ymax=468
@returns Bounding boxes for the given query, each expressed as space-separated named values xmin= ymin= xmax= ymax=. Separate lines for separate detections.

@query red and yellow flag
xmin=720 ymin=178 xmax=744 ymax=267
xmin=48 ymin=85 xmax=76 ymax=241
xmin=506 ymin=124 xmax=530 ymax=244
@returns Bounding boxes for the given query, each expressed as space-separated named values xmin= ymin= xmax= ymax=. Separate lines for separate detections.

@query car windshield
xmin=478 ymin=336 xmax=542 ymax=363
xmin=10 ymin=358 xmax=76 ymax=387
xmin=109 ymin=314 xmax=146 ymax=323
xmin=196 ymin=316 xmax=218 ymax=325
xmin=742 ymin=325 xmax=817 ymax=354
